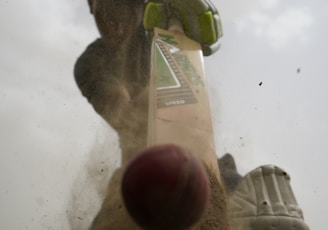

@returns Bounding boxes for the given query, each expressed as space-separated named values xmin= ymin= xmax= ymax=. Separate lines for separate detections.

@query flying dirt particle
xmin=297 ymin=68 xmax=301 ymax=74
xmin=259 ymin=82 xmax=263 ymax=86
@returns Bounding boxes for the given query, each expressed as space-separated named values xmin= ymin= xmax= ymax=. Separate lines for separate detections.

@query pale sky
xmin=0 ymin=0 xmax=326 ymax=229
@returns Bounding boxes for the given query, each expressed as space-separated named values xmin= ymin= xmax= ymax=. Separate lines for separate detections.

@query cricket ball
xmin=121 ymin=144 xmax=210 ymax=230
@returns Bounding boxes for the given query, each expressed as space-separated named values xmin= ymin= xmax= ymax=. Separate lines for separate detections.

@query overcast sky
xmin=0 ymin=0 xmax=326 ymax=229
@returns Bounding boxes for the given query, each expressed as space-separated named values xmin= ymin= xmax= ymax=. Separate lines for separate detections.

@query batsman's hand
xmin=143 ymin=0 xmax=223 ymax=56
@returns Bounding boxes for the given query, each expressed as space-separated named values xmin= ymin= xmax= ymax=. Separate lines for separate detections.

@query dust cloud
xmin=67 ymin=124 xmax=121 ymax=230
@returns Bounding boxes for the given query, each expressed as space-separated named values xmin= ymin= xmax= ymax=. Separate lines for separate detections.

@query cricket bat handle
xmin=167 ymin=17 xmax=184 ymax=33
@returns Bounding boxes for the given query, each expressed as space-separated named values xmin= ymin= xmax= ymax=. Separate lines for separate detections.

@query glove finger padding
xmin=143 ymin=0 xmax=223 ymax=56
xmin=229 ymin=165 xmax=309 ymax=230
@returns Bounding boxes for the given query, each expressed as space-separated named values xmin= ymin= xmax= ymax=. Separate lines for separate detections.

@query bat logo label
xmin=165 ymin=100 xmax=186 ymax=106
xmin=158 ymin=33 xmax=177 ymax=45
xmin=155 ymin=38 xmax=198 ymax=108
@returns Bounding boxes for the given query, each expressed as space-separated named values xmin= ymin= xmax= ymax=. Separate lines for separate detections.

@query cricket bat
xmin=147 ymin=21 xmax=222 ymax=182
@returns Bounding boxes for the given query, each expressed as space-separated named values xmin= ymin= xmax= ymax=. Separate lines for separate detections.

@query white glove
xmin=229 ymin=165 xmax=309 ymax=230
